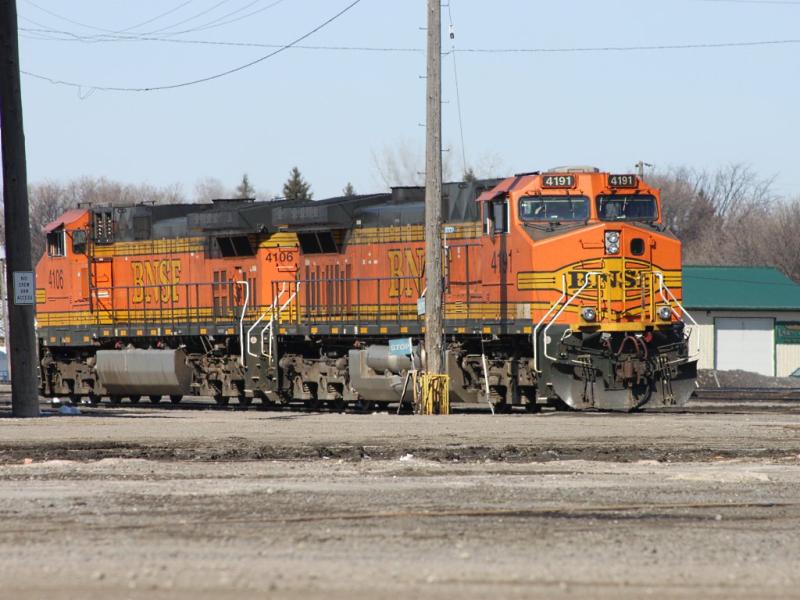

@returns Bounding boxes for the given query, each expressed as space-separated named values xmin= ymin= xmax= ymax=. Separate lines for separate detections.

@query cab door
xmin=480 ymin=197 xmax=513 ymax=322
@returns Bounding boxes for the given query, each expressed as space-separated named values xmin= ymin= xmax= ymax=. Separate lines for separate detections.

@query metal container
xmin=95 ymin=348 xmax=192 ymax=395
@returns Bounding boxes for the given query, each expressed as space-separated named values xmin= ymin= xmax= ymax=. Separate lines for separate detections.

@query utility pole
xmin=1 ymin=0 xmax=40 ymax=417
xmin=424 ymin=0 xmax=443 ymax=375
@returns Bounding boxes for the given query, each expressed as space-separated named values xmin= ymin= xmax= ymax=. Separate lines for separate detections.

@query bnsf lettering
xmin=387 ymin=248 xmax=425 ymax=298
xmin=131 ymin=259 xmax=182 ymax=303
xmin=569 ymin=270 xmax=641 ymax=290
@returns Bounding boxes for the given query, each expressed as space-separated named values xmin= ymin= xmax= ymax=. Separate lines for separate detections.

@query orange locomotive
xmin=35 ymin=167 xmax=697 ymax=411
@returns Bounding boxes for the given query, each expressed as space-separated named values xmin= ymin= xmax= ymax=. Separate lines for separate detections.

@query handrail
xmin=246 ymin=282 xmax=286 ymax=359
xmin=532 ymin=274 xmax=568 ymax=374
xmin=655 ymin=272 xmax=701 ymax=359
xmin=543 ymin=272 xmax=601 ymax=362
xmin=236 ymin=280 xmax=250 ymax=367
xmin=264 ymin=282 xmax=301 ymax=365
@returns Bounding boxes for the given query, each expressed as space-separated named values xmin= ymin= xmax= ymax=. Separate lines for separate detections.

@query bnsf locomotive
xmin=35 ymin=167 xmax=697 ymax=411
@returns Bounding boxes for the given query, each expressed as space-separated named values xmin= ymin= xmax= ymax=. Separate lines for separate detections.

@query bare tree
xmin=371 ymin=139 xmax=454 ymax=189
xmin=194 ymin=177 xmax=229 ymax=203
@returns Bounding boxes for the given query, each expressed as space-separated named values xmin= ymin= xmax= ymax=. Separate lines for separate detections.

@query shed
xmin=683 ymin=266 xmax=800 ymax=377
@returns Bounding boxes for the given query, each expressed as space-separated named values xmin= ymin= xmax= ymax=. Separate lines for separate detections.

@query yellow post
xmin=418 ymin=373 xmax=450 ymax=415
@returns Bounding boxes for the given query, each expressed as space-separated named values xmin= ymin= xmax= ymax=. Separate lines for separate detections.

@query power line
xmin=22 ymin=0 xmax=289 ymax=41
xmin=19 ymin=28 xmax=800 ymax=54
xmin=452 ymin=39 xmax=800 ymax=53
xmin=24 ymin=0 xmax=201 ymax=34
xmin=147 ymin=0 xmax=237 ymax=35
xmin=118 ymin=1 xmax=198 ymax=34
xmin=445 ymin=2 xmax=467 ymax=175
xmin=21 ymin=0 xmax=363 ymax=92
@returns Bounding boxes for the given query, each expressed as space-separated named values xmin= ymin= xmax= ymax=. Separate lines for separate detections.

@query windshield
xmin=596 ymin=195 xmax=658 ymax=221
xmin=519 ymin=195 xmax=589 ymax=222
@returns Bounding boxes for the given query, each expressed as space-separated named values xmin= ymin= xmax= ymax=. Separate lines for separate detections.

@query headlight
xmin=605 ymin=231 xmax=620 ymax=254
xmin=581 ymin=307 xmax=597 ymax=322
xmin=658 ymin=306 xmax=673 ymax=320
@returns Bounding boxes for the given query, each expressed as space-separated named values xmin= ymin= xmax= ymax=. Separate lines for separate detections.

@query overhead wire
xmin=22 ymin=0 xmax=288 ymax=41
xmin=18 ymin=27 xmax=800 ymax=53
xmin=146 ymin=0 xmax=238 ymax=35
xmin=21 ymin=0 xmax=364 ymax=93
xmin=445 ymin=2 xmax=468 ymax=177
xmin=23 ymin=0 xmax=201 ymax=35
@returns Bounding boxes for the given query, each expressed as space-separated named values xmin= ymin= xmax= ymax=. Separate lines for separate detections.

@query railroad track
xmin=0 ymin=395 xmax=797 ymax=416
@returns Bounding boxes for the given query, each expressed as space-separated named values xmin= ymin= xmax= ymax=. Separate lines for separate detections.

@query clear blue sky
xmin=16 ymin=0 xmax=800 ymax=199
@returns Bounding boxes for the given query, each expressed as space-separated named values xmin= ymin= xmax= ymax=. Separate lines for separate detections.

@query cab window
xmin=519 ymin=195 xmax=589 ymax=222
xmin=485 ymin=199 xmax=508 ymax=235
xmin=72 ymin=230 xmax=87 ymax=254
xmin=47 ymin=229 xmax=66 ymax=257
xmin=596 ymin=195 xmax=658 ymax=221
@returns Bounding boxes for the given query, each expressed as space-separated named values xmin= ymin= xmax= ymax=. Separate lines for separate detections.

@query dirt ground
xmin=1 ymin=405 xmax=799 ymax=599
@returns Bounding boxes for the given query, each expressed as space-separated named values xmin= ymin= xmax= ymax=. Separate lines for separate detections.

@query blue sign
xmin=389 ymin=337 xmax=413 ymax=357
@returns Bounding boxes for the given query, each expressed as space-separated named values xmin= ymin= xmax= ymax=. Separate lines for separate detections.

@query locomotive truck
xmin=35 ymin=167 xmax=698 ymax=411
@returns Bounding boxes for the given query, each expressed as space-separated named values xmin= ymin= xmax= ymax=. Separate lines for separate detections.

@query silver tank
xmin=95 ymin=348 xmax=192 ymax=396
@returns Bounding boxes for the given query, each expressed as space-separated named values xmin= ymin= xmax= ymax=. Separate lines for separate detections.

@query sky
xmin=14 ymin=0 xmax=800 ymax=200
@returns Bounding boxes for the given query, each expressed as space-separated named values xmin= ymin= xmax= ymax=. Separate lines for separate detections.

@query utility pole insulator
xmin=424 ymin=0 xmax=444 ymax=376
xmin=1 ymin=0 xmax=41 ymax=417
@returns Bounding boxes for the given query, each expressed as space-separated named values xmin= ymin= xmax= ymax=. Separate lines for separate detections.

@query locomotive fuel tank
xmin=95 ymin=349 xmax=193 ymax=397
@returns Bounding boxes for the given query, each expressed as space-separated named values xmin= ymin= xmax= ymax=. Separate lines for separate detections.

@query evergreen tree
xmin=282 ymin=167 xmax=312 ymax=201
xmin=342 ymin=182 xmax=356 ymax=197
xmin=236 ymin=173 xmax=255 ymax=199
xmin=463 ymin=167 xmax=477 ymax=183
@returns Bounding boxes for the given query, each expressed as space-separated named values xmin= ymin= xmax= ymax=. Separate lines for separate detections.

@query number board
xmin=541 ymin=174 xmax=575 ymax=189
xmin=608 ymin=174 xmax=638 ymax=188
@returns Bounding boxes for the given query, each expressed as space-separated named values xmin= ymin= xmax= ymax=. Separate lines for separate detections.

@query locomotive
xmin=35 ymin=167 xmax=697 ymax=411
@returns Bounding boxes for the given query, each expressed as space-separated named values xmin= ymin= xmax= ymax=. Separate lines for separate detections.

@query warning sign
xmin=13 ymin=271 xmax=35 ymax=305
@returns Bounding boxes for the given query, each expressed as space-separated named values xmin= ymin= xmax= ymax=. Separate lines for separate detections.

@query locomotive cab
xmin=476 ymin=167 xmax=697 ymax=410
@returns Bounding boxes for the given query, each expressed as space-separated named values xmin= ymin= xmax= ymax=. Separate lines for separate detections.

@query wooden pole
xmin=0 ymin=0 xmax=40 ymax=417
xmin=424 ymin=0 xmax=443 ymax=375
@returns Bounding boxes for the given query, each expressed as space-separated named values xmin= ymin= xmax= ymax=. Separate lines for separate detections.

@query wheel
xmin=354 ymin=399 xmax=375 ymax=413
xmin=169 ymin=395 xmax=183 ymax=405
xmin=238 ymin=396 xmax=252 ymax=409
xmin=328 ymin=398 xmax=347 ymax=413
xmin=109 ymin=395 xmax=123 ymax=405
xmin=149 ymin=395 xmax=162 ymax=404
xmin=214 ymin=395 xmax=229 ymax=407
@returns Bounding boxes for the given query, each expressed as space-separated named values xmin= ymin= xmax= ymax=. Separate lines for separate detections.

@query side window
xmin=485 ymin=199 xmax=509 ymax=235
xmin=47 ymin=230 xmax=66 ymax=257
xmin=72 ymin=230 xmax=87 ymax=255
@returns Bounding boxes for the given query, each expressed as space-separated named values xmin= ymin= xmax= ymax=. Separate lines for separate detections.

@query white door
xmin=715 ymin=317 xmax=774 ymax=376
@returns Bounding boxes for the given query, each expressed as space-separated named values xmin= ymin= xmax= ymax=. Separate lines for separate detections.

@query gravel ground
xmin=1 ymin=407 xmax=799 ymax=599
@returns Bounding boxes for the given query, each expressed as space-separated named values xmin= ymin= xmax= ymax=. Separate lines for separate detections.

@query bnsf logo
xmin=131 ymin=260 xmax=182 ymax=303
xmin=569 ymin=270 xmax=643 ymax=290
xmin=387 ymin=248 xmax=425 ymax=298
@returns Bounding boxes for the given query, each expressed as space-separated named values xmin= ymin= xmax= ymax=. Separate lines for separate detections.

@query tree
xmin=236 ymin=173 xmax=255 ymax=199
xmin=342 ymin=182 xmax=356 ymax=197
xmin=463 ymin=167 xmax=476 ymax=183
xmin=194 ymin=177 xmax=229 ymax=203
xmin=282 ymin=167 xmax=312 ymax=201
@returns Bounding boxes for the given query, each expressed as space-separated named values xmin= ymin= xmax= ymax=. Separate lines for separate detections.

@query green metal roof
xmin=683 ymin=266 xmax=800 ymax=310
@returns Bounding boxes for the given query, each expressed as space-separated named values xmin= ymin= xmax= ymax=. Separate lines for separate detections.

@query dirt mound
xmin=697 ymin=369 xmax=800 ymax=389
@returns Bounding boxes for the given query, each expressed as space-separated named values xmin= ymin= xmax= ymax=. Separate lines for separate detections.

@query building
xmin=683 ymin=266 xmax=800 ymax=377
